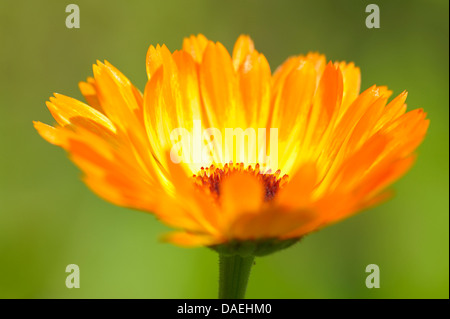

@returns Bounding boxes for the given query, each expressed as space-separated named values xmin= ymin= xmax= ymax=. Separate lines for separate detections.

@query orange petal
xmin=83 ymin=170 xmax=158 ymax=212
xmin=78 ymin=77 xmax=102 ymax=113
xmin=306 ymin=62 xmax=343 ymax=145
xmin=272 ymin=59 xmax=316 ymax=140
xmin=45 ymin=93 xmax=116 ymax=134
xmin=182 ymin=34 xmax=209 ymax=63
xmin=228 ymin=208 xmax=314 ymax=240
xmin=33 ymin=121 xmax=67 ymax=146
xmin=334 ymin=61 xmax=361 ymax=119
xmin=220 ymin=173 xmax=264 ymax=223
xmin=378 ymin=91 xmax=408 ymax=127
xmin=232 ymin=35 xmax=255 ymax=70
xmin=356 ymin=155 xmax=416 ymax=202
xmin=200 ymin=41 xmax=245 ymax=130
xmin=93 ymin=61 xmax=143 ymax=132
xmin=146 ymin=44 xmax=177 ymax=79
xmin=333 ymin=133 xmax=389 ymax=191
xmin=143 ymin=59 xmax=198 ymax=170
xmin=237 ymin=50 xmax=271 ymax=127
xmin=319 ymin=86 xmax=388 ymax=183
xmin=161 ymin=231 xmax=220 ymax=247
xmin=276 ymin=163 xmax=317 ymax=209
xmin=172 ymin=50 xmax=203 ymax=122
xmin=163 ymin=152 xmax=221 ymax=234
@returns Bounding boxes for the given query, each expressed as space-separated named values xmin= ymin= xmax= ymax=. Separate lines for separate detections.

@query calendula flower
xmin=34 ymin=34 xmax=428 ymax=298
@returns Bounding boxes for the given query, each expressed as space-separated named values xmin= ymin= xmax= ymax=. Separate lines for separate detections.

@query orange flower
xmin=34 ymin=34 xmax=429 ymax=253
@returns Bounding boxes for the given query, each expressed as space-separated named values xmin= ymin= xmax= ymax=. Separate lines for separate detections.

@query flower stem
xmin=218 ymin=253 xmax=255 ymax=299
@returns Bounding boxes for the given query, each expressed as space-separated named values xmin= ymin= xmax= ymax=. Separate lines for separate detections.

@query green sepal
xmin=210 ymin=237 xmax=301 ymax=257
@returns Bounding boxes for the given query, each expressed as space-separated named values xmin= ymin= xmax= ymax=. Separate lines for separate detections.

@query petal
xmin=290 ymin=62 xmax=343 ymax=174
xmin=303 ymin=62 xmax=343 ymax=151
xmin=232 ymin=35 xmax=255 ymax=70
xmin=200 ymin=41 xmax=245 ymax=130
xmin=237 ymin=50 xmax=271 ymax=128
xmin=172 ymin=50 xmax=203 ymax=122
xmin=272 ymin=59 xmax=316 ymax=133
xmin=276 ymin=163 xmax=318 ymax=209
xmin=220 ymin=173 xmax=264 ymax=224
xmin=334 ymin=61 xmax=361 ymax=119
xmin=270 ymin=60 xmax=317 ymax=173
xmin=331 ymin=133 xmax=389 ymax=192
xmin=78 ymin=77 xmax=103 ymax=113
xmin=182 ymin=34 xmax=209 ymax=63
xmin=93 ymin=61 xmax=144 ymax=132
xmin=378 ymin=91 xmax=408 ymax=127
xmin=33 ymin=121 xmax=67 ymax=146
xmin=143 ymin=52 xmax=204 ymax=171
xmin=318 ymin=86 xmax=388 ymax=183
xmin=228 ymin=208 xmax=314 ymax=240
xmin=93 ymin=61 xmax=163 ymax=180
xmin=82 ymin=168 xmax=158 ymax=211
xmin=355 ymin=155 xmax=416 ymax=203
xmin=161 ymin=231 xmax=220 ymax=247
xmin=45 ymin=93 xmax=116 ymax=134
xmin=379 ymin=108 xmax=429 ymax=157
xmin=35 ymin=121 xmax=162 ymax=211
xmin=146 ymin=44 xmax=177 ymax=79
xmin=161 ymin=152 xmax=221 ymax=234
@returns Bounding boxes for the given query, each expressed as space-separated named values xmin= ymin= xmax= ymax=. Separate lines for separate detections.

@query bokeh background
xmin=0 ymin=0 xmax=448 ymax=298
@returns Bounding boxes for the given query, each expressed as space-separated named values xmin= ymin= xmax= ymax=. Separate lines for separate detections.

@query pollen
xmin=193 ymin=163 xmax=289 ymax=201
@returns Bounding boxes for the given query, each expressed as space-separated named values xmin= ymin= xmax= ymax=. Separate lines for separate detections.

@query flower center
xmin=193 ymin=163 xmax=289 ymax=201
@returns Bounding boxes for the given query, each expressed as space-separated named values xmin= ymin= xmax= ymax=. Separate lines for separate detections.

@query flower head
xmin=34 ymin=34 xmax=429 ymax=253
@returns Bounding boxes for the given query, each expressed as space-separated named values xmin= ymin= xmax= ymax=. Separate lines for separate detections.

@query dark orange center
xmin=193 ymin=163 xmax=289 ymax=201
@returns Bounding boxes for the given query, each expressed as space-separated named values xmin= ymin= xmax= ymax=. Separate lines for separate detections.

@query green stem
xmin=219 ymin=253 xmax=255 ymax=299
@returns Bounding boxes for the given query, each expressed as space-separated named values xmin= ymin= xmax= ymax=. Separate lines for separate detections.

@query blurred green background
xmin=0 ymin=0 xmax=448 ymax=298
